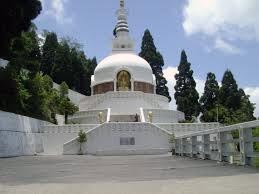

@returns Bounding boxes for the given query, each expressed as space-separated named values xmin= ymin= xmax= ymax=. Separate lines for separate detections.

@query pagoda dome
xmin=92 ymin=53 xmax=154 ymax=86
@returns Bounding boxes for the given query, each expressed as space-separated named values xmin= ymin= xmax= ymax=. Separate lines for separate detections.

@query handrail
xmin=174 ymin=120 xmax=259 ymax=166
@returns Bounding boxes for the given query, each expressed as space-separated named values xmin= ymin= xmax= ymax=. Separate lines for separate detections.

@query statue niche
xmin=117 ymin=70 xmax=131 ymax=91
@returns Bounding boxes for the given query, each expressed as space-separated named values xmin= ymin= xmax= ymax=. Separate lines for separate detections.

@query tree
xmin=174 ymin=50 xmax=200 ymax=121
xmin=77 ymin=130 xmax=87 ymax=155
xmin=50 ymin=38 xmax=96 ymax=95
xmin=234 ymin=89 xmax=255 ymax=122
xmin=0 ymin=0 xmax=42 ymax=58
xmin=25 ymin=73 xmax=50 ymax=120
xmin=200 ymin=72 xmax=220 ymax=122
xmin=41 ymin=32 xmax=59 ymax=75
xmin=208 ymin=70 xmax=255 ymax=125
xmin=0 ymin=66 xmax=30 ymax=114
xmin=219 ymin=70 xmax=241 ymax=110
xmin=139 ymin=29 xmax=171 ymax=101
xmin=58 ymin=82 xmax=78 ymax=123
xmin=9 ymin=25 xmax=41 ymax=77
xmin=0 ymin=25 xmax=41 ymax=116
xmin=51 ymin=41 xmax=73 ymax=86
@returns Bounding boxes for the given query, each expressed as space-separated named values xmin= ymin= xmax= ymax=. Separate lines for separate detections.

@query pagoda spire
xmin=116 ymin=0 xmax=129 ymax=34
xmin=112 ymin=0 xmax=134 ymax=52
xmin=120 ymin=0 xmax=124 ymax=8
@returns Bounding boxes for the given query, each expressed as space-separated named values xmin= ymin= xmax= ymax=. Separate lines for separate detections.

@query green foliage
xmin=58 ymin=82 xmax=78 ymax=124
xmin=0 ymin=0 xmax=42 ymax=58
xmin=253 ymin=158 xmax=259 ymax=168
xmin=77 ymin=130 xmax=87 ymax=144
xmin=174 ymin=50 xmax=200 ymax=121
xmin=169 ymin=134 xmax=175 ymax=144
xmin=253 ymin=128 xmax=259 ymax=152
xmin=77 ymin=129 xmax=87 ymax=154
xmin=219 ymin=70 xmax=241 ymax=110
xmin=200 ymin=70 xmax=255 ymax=125
xmin=2 ymin=27 xmax=60 ymax=121
xmin=41 ymin=32 xmax=58 ymax=75
xmin=200 ymin=72 xmax=219 ymax=122
xmin=9 ymin=25 xmax=41 ymax=77
xmin=59 ymin=82 xmax=69 ymax=98
xmin=139 ymin=29 xmax=171 ymax=102
xmin=50 ymin=38 xmax=96 ymax=95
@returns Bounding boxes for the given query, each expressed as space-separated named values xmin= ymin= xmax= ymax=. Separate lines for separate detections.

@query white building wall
xmin=79 ymin=92 xmax=169 ymax=114
xmin=0 ymin=111 xmax=50 ymax=157
xmin=63 ymin=123 xmax=171 ymax=155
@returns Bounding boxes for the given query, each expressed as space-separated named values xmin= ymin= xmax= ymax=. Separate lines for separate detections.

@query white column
xmin=114 ymin=79 xmax=117 ymax=92
xmin=131 ymin=78 xmax=134 ymax=91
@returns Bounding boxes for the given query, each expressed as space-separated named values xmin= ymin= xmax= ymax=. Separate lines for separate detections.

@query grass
xmin=252 ymin=157 xmax=259 ymax=167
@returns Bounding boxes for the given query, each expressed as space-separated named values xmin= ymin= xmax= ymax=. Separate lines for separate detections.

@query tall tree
xmin=139 ymin=29 xmax=171 ymax=101
xmin=234 ymin=89 xmax=255 ymax=122
xmin=200 ymin=72 xmax=219 ymax=122
xmin=9 ymin=25 xmax=41 ymax=77
xmin=0 ymin=0 xmax=42 ymax=58
xmin=50 ymin=38 xmax=96 ymax=95
xmin=51 ymin=41 xmax=73 ymax=87
xmin=41 ymin=32 xmax=58 ymax=75
xmin=174 ymin=50 xmax=200 ymax=121
xmin=219 ymin=70 xmax=241 ymax=110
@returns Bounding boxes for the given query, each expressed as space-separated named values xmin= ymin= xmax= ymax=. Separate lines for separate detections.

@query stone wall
xmin=0 ymin=110 xmax=50 ymax=157
xmin=63 ymin=122 xmax=171 ymax=155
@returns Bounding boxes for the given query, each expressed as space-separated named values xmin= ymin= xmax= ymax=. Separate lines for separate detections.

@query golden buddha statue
xmin=117 ymin=70 xmax=131 ymax=91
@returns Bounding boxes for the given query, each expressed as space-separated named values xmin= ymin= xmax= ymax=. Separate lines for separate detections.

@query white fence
xmin=175 ymin=120 xmax=259 ymax=166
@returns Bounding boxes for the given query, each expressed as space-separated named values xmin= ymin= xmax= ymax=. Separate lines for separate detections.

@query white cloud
xmin=41 ymin=0 xmax=72 ymax=24
xmin=182 ymin=0 xmax=259 ymax=53
xmin=214 ymin=37 xmax=242 ymax=54
xmin=163 ymin=66 xmax=259 ymax=117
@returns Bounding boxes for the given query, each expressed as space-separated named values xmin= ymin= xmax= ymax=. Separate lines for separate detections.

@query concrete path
xmin=0 ymin=154 xmax=259 ymax=194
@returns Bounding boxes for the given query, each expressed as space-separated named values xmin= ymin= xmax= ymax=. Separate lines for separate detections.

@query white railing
xmin=107 ymin=108 xmax=111 ymax=122
xmin=175 ymin=120 xmax=259 ymax=166
xmin=139 ymin=107 xmax=145 ymax=122
xmin=40 ymin=124 xmax=99 ymax=134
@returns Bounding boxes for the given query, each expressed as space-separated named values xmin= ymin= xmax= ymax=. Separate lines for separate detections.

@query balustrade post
xmin=180 ymin=138 xmax=184 ymax=156
xmin=182 ymin=138 xmax=188 ymax=156
xmin=175 ymin=139 xmax=180 ymax=155
xmin=201 ymin=134 xmax=210 ymax=160
xmin=217 ymin=132 xmax=223 ymax=162
xmin=191 ymin=136 xmax=197 ymax=158
xmin=239 ymin=128 xmax=253 ymax=166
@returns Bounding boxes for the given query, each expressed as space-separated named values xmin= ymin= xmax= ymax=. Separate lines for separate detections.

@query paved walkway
xmin=0 ymin=154 xmax=259 ymax=194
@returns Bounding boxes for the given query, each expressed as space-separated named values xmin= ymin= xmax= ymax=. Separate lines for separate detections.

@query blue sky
xmin=35 ymin=0 xmax=259 ymax=116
